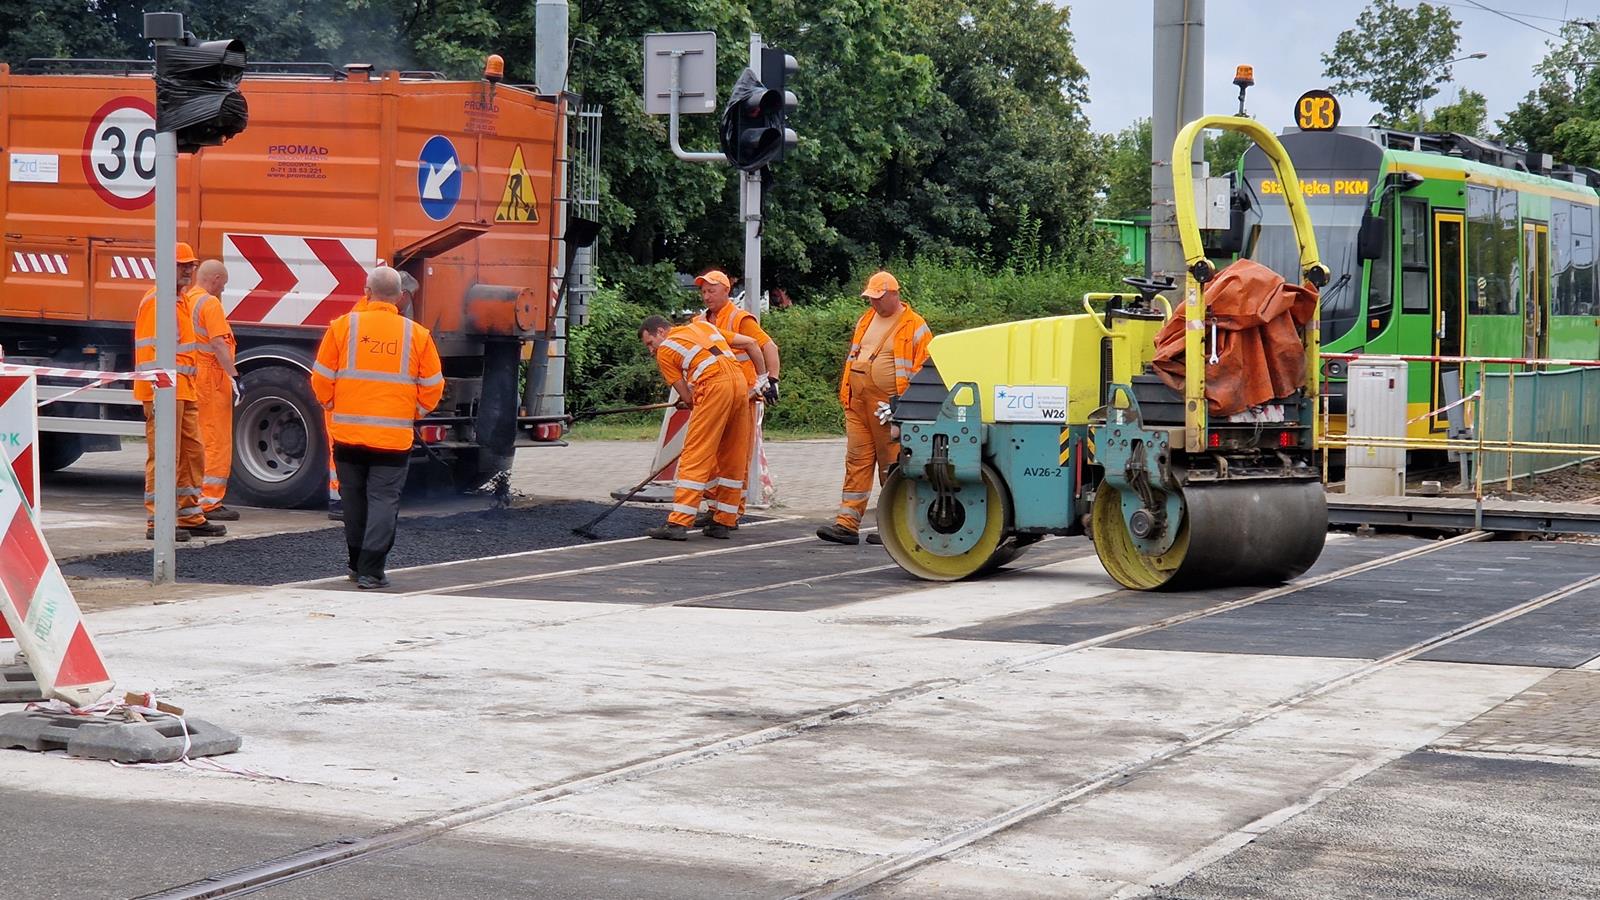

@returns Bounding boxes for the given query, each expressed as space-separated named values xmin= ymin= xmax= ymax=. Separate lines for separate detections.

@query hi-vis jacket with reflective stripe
xmin=699 ymin=303 xmax=769 ymax=388
xmin=654 ymin=320 xmax=742 ymax=399
xmin=839 ymin=303 xmax=933 ymax=405
xmin=310 ymin=300 xmax=444 ymax=452
xmin=189 ymin=290 xmax=235 ymax=365
xmin=133 ymin=286 xmax=200 ymax=402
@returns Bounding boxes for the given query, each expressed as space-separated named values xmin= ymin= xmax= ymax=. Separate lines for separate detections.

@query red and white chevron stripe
xmin=221 ymin=233 xmax=378 ymax=327
xmin=0 ymin=435 xmax=113 ymax=707
xmin=0 ymin=376 xmax=39 ymax=513
xmin=108 ymin=255 xmax=157 ymax=280
xmin=11 ymin=252 xmax=70 ymax=275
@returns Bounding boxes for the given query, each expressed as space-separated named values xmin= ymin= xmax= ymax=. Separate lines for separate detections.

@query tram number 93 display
xmin=1295 ymin=90 xmax=1341 ymax=131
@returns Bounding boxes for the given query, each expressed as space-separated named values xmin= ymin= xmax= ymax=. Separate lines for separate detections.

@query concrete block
xmin=0 ymin=709 xmax=241 ymax=763
xmin=0 ymin=663 xmax=43 ymax=704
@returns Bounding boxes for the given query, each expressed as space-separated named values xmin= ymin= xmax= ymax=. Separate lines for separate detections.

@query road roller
xmin=878 ymin=115 xmax=1331 ymax=590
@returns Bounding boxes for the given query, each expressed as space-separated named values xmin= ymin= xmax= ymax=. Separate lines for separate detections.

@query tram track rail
xmin=135 ymin=531 xmax=1490 ymax=899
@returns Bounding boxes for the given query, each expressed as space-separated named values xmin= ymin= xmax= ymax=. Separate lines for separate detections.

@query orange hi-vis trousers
xmin=325 ymin=409 xmax=340 ymax=508
xmin=669 ymin=375 xmax=751 ymax=529
xmin=195 ymin=360 xmax=233 ymax=511
xmin=835 ymin=371 xmax=896 ymax=531
xmin=143 ymin=399 xmax=208 ymax=528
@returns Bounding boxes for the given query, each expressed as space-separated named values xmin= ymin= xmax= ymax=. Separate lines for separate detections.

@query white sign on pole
xmin=642 ymin=32 xmax=718 ymax=115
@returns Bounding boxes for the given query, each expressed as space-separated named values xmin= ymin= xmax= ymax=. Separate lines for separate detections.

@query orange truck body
xmin=0 ymin=62 xmax=580 ymax=507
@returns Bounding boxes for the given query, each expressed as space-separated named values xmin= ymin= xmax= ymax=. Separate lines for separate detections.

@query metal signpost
xmin=145 ymin=12 xmax=183 ymax=584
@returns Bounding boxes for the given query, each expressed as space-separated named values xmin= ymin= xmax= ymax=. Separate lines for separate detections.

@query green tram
xmin=1236 ymin=127 xmax=1600 ymax=441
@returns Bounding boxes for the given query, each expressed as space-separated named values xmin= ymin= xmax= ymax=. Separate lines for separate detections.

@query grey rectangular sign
xmin=643 ymin=31 xmax=718 ymax=116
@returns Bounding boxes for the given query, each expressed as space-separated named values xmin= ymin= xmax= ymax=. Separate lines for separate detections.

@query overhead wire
xmin=1454 ymin=0 xmax=1566 ymax=38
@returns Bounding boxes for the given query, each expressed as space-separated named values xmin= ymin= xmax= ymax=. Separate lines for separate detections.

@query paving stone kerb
xmin=514 ymin=438 xmax=856 ymax=517
xmin=1434 ymin=670 xmax=1600 ymax=759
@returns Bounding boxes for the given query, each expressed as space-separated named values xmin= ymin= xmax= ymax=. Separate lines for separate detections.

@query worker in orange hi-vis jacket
xmin=692 ymin=269 xmax=780 ymax=529
xmin=817 ymin=270 xmax=933 ymax=546
xmin=134 ymin=241 xmax=225 ymax=542
xmin=190 ymin=259 xmax=242 ymax=520
xmin=311 ymin=267 xmax=442 ymax=589
xmin=325 ymin=270 xmax=416 ymax=521
xmin=638 ymin=314 xmax=769 ymax=541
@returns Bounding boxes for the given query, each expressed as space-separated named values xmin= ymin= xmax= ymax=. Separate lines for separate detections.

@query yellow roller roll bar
xmin=1170 ymin=115 xmax=1330 ymax=453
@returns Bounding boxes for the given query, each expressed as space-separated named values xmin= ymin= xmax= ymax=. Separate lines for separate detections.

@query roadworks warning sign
xmin=495 ymin=146 xmax=540 ymax=223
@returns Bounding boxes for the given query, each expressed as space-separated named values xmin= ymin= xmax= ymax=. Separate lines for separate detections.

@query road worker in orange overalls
xmin=692 ymin=269 xmax=780 ymax=529
xmin=639 ymin=314 xmax=769 ymax=541
xmin=190 ymin=259 xmax=242 ymax=521
xmin=311 ymin=267 xmax=442 ymax=588
xmin=326 ymin=270 xmax=417 ymax=521
xmin=135 ymin=242 xmax=224 ymax=541
xmin=817 ymin=270 xmax=933 ymax=545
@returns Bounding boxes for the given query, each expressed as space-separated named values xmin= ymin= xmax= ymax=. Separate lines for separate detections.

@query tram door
xmin=1434 ymin=212 xmax=1466 ymax=427
xmin=1523 ymin=222 xmax=1550 ymax=362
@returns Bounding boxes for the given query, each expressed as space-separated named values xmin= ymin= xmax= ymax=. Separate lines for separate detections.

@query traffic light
xmin=155 ymin=37 xmax=249 ymax=154
xmin=719 ymin=46 xmax=798 ymax=171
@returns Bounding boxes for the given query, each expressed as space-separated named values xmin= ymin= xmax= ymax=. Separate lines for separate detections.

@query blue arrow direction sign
xmin=417 ymin=135 xmax=461 ymax=221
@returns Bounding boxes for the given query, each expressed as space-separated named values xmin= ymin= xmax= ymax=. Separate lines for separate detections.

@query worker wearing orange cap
xmin=134 ymin=242 xmax=224 ymax=541
xmin=190 ymin=259 xmax=242 ymax=520
xmin=639 ymin=313 xmax=768 ymax=540
xmin=692 ymin=269 xmax=779 ymax=528
xmin=818 ymin=270 xmax=933 ymax=545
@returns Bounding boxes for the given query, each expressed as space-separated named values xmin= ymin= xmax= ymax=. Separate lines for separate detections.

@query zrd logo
xmin=1022 ymin=467 xmax=1061 ymax=477
xmin=82 ymin=97 xmax=158 ymax=210
xmin=360 ymin=335 xmax=400 ymax=355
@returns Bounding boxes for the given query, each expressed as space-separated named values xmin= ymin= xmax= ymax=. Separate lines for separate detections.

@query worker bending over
xmin=135 ymin=242 xmax=223 ymax=541
xmin=693 ymin=269 xmax=780 ymax=528
xmin=818 ymin=270 xmax=932 ymax=545
xmin=190 ymin=259 xmax=241 ymax=520
xmin=311 ymin=267 xmax=443 ymax=589
xmin=639 ymin=314 xmax=768 ymax=541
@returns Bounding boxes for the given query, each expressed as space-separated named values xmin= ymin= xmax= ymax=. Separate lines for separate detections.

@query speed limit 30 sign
xmin=81 ymin=97 xmax=158 ymax=210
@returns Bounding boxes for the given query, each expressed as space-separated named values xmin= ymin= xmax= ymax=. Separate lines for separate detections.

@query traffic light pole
xmin=742 ymin=33 xmax=763 ymax=321
xmin=147 ymin=18 xmax=180 ymax=584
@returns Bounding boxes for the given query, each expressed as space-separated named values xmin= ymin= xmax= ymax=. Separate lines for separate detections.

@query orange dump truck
xmin=0 ymin=57 xmax=596 ymax=506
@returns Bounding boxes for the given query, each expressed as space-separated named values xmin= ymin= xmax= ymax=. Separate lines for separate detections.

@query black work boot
xmin=146 ymin=527 xmax=191 ymax=542
xmin=183 ymin=521 xmax=227 ymax=537
xmin=648 ymin=524 xmax=689 ymax=541
xmin=693 ymin=509 xmax=715 ymax=528
xmin=703 ymin=523 xmax=733 ymax=539
xmin=204 ymin=505 xmax=241 ymax=521
xmin=865 ymin=532 xmax=883 ymax=545
xmin=815 ymin=523 xmax=860 ymax=545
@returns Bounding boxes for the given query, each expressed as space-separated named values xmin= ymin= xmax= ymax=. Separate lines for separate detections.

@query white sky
xmin=1068 ymin=0 xmax=1587 ymax=135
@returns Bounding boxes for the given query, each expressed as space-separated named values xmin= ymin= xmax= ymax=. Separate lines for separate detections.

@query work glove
xmin=763 ymin=376 xmax=779 ymax=406
xmin=751 ymin=373 xmax=770 ymax=400
xmin=874 ymin=400 xmax=893 ymax=425
xmin=231 ymin=379 xmax=242 ymax=406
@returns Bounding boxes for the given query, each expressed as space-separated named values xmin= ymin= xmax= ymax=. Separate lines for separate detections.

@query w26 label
xmin=993 ymin=385 xmax=1068 ymax=422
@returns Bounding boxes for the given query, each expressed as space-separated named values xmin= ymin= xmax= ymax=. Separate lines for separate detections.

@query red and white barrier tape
xmin=0 ymin=362 xmax=175 ymax=407
xmin=1407 ymin=389 xmax=1482 ymax=426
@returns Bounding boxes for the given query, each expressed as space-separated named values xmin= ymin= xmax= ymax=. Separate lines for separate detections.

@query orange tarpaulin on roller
xmin=1151 ymin=259 xmax=1319 ymax=417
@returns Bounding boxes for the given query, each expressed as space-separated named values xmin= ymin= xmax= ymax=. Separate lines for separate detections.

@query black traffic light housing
xmin=719 ymin=46 xmax=798 ymax=172
xmin=155 ymin=36 xmax=248 ymax=154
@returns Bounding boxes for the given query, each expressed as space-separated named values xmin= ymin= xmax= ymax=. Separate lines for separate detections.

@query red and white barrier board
xmin=0 ymin=374 xmax=39 ymax=513
xmin=640 ymin=392 xmax=773 ymax=508
xmin=0 ymin=410 xmax=113 ymax=707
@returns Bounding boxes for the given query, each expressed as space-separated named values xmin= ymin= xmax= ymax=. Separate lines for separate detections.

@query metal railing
xmin=1319 ymin=352 xmax=1600 ymax=497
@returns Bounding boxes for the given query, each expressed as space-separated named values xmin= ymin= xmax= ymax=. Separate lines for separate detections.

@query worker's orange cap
xmin=860 ymin=270 xmax=899 ymax=299
xmin=694 ymin=269 xmax=731 ymax=288
xmin=175 ymin=242 xmax=199 ymax=264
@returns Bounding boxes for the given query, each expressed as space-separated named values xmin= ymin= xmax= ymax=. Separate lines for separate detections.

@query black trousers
xmin=333 ymin=444 xmax=409 ymax=578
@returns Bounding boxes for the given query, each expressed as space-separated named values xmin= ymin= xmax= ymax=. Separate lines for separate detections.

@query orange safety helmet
xmin=175 ymin=242 xmax=199 ymax=264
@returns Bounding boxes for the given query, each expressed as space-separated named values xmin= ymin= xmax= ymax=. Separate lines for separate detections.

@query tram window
xmin=1572 ymin=202 xmax=1598 ymax=316
xmin=1399 ymin=198 xmax=1430 ymax=313
xmin=1467 ymin=185 xmax=1519 ymax=315
xmin=1552 ymin=200 xmax=1573 ymax=315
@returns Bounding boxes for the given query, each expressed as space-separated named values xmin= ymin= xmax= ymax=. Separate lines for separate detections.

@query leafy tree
xmin=1321 ymin=0 xmax=1462 ymax=127
xmin=1424 ymin=88 xmax=1487 ymax=136
xmin=1204 ymin=128 xmax=1251 ymax=177
xmin=1499 ymin=22 xmax=1600 ymax=166
xmin=1099 ymin=118 xmax=1151 ymax=219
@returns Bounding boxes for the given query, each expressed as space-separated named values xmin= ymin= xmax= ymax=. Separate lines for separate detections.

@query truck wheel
xmin=38 ymin=433 xmax=85 ymax=473
xmin=229 ymin=365 xmax=327 ymax=509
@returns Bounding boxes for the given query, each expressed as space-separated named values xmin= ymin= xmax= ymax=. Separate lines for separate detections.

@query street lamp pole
xmin=1415 ymin=51 xmax=1487 ymax=128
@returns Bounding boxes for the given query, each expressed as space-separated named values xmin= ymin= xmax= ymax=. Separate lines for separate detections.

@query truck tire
xmin=229 ymin=365 xmax=327 ymax=509
xmin=38 ymin=433 xmax=85 ymax=473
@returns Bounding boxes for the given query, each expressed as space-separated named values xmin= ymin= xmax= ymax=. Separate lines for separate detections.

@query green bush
xmin=566 ymin=257 xmax=1135 ymax=434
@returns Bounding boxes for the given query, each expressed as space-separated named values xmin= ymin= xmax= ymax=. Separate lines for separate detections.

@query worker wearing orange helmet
xmin=818 ymin=270 xmax=933 ymax=545
xmin=311 ymin=267 xmax=442 ymax=588
xmin=639 ymin=313 xmax=768 ymax=540
xmin=135 ymin=241 xmax=224 ymax=541
xmin=190 ymin=259 xmax=241 ymax=520
xmin=692 ymin=269 xmax=779 ymax=528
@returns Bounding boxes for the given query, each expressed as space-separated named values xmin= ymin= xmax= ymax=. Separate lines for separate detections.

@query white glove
xmin=875 ymin=400 xmax=893 ymax=424
xmin=751 ymin=373 xmax=770 ymax=398
xmin=231 ymin=379 xmax=242 ymax=406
